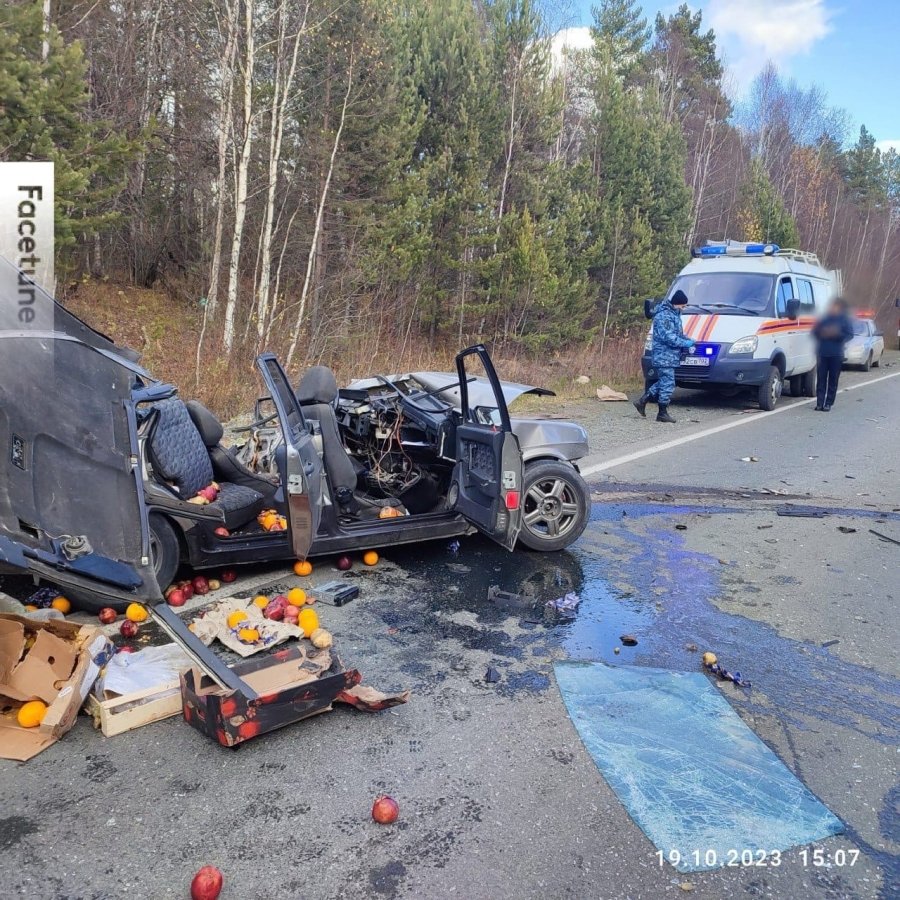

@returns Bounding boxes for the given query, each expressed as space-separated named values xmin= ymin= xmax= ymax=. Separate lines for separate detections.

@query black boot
xmin=656 ymin=405 xmax=676 ymax=423
xmin=633 ymin=393 xmax=650 ymax=417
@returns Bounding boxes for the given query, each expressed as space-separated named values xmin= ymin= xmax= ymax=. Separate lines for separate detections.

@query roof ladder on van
xmin=776 ymin=248 xmax=822 ymax=266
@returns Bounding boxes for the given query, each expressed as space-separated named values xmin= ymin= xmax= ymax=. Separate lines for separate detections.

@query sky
xmin=566 ymin=0 xmax=900 ymax=152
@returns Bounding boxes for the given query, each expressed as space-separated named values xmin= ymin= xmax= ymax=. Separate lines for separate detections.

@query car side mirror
xmin=786 ymin=298 xmax=800 ymax=320
xmin=643 ymin=298 xmax=656 ymax=320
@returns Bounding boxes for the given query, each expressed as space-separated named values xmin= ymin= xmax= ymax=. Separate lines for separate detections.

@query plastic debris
xmin=620 ymin=634 xmax=638 ymax=646
xmin=595 ymin=385 xmax=628 ymax=401
xmin=485 ymin=666 xmax=501 ymax=683
xmin=447 ymin=540 xmax=461 ymax=555
xmin=545 ymin=592 xmax=580 ymax=615
xmin=703 ymin=658 xmax=751 ymax=689
xmin=740 ymin=456 xmax=760 ymax=462
xmin=836 ymin=526 xmax=857 ymax=534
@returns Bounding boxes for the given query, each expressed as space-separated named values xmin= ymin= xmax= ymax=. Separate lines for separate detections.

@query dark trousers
xmin=817 ymin=355 xmax=842 ymax=407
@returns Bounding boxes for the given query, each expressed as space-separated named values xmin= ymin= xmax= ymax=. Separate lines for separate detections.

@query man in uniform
xmin=633 ymin=289 xmax=695 ymax=423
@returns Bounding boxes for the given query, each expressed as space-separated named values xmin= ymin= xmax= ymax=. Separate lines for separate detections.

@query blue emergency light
xmin=692 ymin=242 xmax=780 ymax=258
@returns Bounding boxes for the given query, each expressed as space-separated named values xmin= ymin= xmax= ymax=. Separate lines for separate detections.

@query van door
xmin=774 ymin=276 xmax=800 ymax=372
xmin=794 ymin=277 xmax=818 ymax=371
xmin=451 ymin=346 xmax=524 ymax=551
xmin=255 ymin=353 xmax=323 ymax=559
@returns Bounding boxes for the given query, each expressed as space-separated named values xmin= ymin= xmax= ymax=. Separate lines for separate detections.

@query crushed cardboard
xmin=189 ymin=597 xmax=303 ymax=657
xmin=0 ymin=614 xmax=113 ymax=761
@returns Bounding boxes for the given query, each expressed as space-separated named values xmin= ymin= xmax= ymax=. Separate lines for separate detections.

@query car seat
xmin=295 ymin=366 xmax=404 ymax=518
xmin=185 ymin=400 xmax=279 ymax=505
xmin=147 ymin=397 xmax=265 ymax=530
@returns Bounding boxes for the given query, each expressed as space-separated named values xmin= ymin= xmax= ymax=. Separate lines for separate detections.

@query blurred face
xmin=830 ymin=300 xmax=848 ymax=316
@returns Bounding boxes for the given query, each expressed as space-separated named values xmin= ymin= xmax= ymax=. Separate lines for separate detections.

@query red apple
xmin=372 ymin=795 xmax=399 ymax=824
xmin=167 ymin=588 xmax=186 ymax=607
xmin=181 ymin=582 xmax=195 ymax=600
xmin=214 ymin=527 xmax=229 ymax=538
xmin=220 ymin=569 xmax=237 ymax=583
xmin=190 ymin=865 xmax=223 ymax=900
xmin=117 ymin=645 xmax=135 ymax=654
xmin=336 ymin=556 xmax=352 ymax=571
xmin=120 ymin=620 xmax=138 ymax=639
xmin=98 ymin=607 xmax=117 ymax=625
xmin=192 ymin=576 xmax=210 ymax=596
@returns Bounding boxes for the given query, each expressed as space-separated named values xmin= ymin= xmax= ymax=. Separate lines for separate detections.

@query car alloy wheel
xmin=523 ymin=476 xmax=580 ymax=541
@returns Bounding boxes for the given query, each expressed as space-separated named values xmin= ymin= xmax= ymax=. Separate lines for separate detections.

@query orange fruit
xmin=51 ymin=596 xmax=71 ymax=615
xmin=253 ymin=595 xmax=269 ymax=608
xmin=378 ymin=506 xmax=402 ymax=519
xmin=238 ymin=627 xmax=260 ymax=643
xmin=293 ymin=560 xmax=313 ymax=577
xmin=261 ymin=512 xmax=278 ymax=531
xmin=17 ymin=700 xmax=48 ymax=729
xmin=287 ymin=588 xmax=306 ymax=607
xmin=125 ymin=602 xmax=149 ymax=623
xmin=227 ymin=611 xmax=249 ymax=629
xmin=298 ymin=608 xmax=319 ymax=638
xmin=362 ymin=551 xmax=379 ymax=567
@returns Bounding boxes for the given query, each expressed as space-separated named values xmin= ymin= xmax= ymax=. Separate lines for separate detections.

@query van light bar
xmin=692 ymin=242 xmax=780 ymax=259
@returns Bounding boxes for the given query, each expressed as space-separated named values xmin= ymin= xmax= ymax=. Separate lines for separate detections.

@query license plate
xmin=681 ymin=357 xmax=709 ymax=367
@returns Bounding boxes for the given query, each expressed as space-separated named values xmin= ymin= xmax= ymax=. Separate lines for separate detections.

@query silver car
xmin=844 ymin=318 xmax=884 ymax=370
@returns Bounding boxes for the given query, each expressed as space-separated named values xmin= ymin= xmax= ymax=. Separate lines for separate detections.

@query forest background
xmin=2 ymin=0 xmax=897 ymax=413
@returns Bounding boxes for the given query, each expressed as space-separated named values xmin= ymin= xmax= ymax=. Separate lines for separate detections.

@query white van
xmin=642 ymin=241 xmax=842 ymax=409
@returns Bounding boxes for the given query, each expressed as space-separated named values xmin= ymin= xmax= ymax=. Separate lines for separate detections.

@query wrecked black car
xmin=0 ymin=257 xmax=590 ymax=612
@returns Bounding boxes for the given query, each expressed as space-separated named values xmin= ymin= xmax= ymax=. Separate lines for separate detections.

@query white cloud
xmin=876 ymin=139 xmax=900 ymax=154
xmin=706 ymin=0 xmax=834 ymax=89
xmin=550 ymin=27 xmax=593 ymax=71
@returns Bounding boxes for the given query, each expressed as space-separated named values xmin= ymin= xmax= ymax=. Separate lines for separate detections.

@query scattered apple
xmin=336 ymin=556 xmax=352 ymax=571
xmin=180 ymin=581 xmax=195 ymax=600
xmin=98 ymin=607 xmax=117 ymax=625
xmin=190 ymin=865 xmax=223 ymax=900
xmin=198 ymin=486 xmax=218 ymax=503
xmin=117 ymin=645 xmax=135 ymax=654
xmin=372 ymin=795 xmax=399 ymax=824
xmin=220 ymin=569 xmax=237 ymax=583
xmin=187 ymin=495 xmax=209 ymax=505
xmin=120 ymin=620 xmax=138 ymax=639
xmin=208 ymin=579 xmax=221 ymax=591
xmin=167 ymin=588 xmax=186 ymax=607
xmin=213 ymin=527 xmax=230 ymax=538
xmin=192 ymin=576 xmax=210 ymax=595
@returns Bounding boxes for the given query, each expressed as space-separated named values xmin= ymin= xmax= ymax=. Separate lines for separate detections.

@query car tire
xmin=873 ymin=351 xmax=881 ymax=368
xmin=67 ymin=514 xmax=180 ymax=614
xmin=861 ymin=352 xmax=872 ymax=372
xmin=518 ymin=460 xmax=590 ymax=552
xmin=758 ymin=365 xmax=783 ymax=411
xmin=800 ymin=367 xmax=817 ymax=397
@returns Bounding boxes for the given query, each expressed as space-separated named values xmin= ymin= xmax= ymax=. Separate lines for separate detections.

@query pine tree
xmin=591 ymin=0 xmax=650 ymax=82
xmin=736 ymin=159 xmax=800 ymax=247
xmin=0 ymin=2 xmax=133 ymax=260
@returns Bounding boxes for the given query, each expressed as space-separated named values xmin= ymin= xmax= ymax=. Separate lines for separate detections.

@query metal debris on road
xmin=836 ymin=526 xmax=857 ymax=534
xmin=777 ymin=505 xmax=830 ymax=518
xmin=870 ymin=528 xmax=900 ymax=546
xmin=620 ymin=634 xmax=638 ymax=646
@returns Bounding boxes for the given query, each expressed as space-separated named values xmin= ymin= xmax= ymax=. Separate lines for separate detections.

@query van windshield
xmin=668 ymin=273 xmax=775 ymax=315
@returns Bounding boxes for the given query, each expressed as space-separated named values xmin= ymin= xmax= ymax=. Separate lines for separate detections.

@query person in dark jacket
xmin=633 ymin=289 xmax=695 ymax=423
xmin=813 ymin=297 xmax=854 ymax=411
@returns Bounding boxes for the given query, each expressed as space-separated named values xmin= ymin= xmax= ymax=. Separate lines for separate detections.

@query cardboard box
xmin=0 ymin=614 xmax=113 ymax=761
xmin=180 ymin=645 xmax=410 ymax=748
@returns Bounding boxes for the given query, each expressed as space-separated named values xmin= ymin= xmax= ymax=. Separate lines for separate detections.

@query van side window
xmin=776 ymin=278 xmax=794 ymax=317
xmin=796 ymin=278 xmax=815 ymax=313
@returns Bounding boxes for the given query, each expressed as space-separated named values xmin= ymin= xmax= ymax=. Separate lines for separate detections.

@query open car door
xmin=0 ymin=256 xmax=159 ymax=605
xmin=255 ymin=353 xmax=323 ymax=559
xmin=452 ymin=345 xmax=524 ymax=551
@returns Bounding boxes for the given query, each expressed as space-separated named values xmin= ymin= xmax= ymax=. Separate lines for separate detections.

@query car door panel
xmin=0 ymin=257 xmax=159 ymax=603
xmin=255 ymin=354 xmax=323 ymax=559
xmin=452 ymin=346 xmax=523 ymax=551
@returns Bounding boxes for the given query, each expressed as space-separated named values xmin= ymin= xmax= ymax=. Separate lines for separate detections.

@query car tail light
xmin=505 ymin=490 xmax=520 ymax=510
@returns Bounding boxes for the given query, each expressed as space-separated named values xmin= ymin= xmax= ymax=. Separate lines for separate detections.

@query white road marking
xmin=580 ymin=369 xmax=900 ymax=476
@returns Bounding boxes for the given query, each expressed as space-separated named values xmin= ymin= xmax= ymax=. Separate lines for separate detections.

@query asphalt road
xmin=1 ymin=360 xmax=897 ymax=899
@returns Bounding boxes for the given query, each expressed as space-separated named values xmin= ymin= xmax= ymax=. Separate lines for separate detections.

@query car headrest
xmin=186 ymin=400 xmax=224 ymax=447
xmin=296 ymin=366 xmax=338 ymax=405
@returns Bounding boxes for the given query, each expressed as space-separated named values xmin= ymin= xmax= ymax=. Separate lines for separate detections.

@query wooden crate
xmin=85 ymin=678 xmax=182 ymax=737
